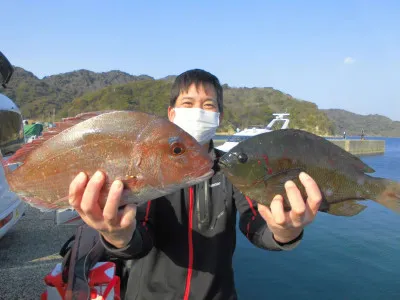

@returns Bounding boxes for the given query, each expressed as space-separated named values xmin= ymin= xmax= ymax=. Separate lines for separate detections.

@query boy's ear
xmin=168 ymin=106 xmax=175 ymax=122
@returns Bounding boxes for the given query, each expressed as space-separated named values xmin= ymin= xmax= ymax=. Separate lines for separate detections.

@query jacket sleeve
xmin=233 ymin=185 xmax=303 ymax=251
xmin=100 ymin=199 xmax=155 ymax=259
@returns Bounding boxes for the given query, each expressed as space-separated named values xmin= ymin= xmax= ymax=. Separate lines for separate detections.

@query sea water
xmin=233 ymin=137 xmax=400 ymax=300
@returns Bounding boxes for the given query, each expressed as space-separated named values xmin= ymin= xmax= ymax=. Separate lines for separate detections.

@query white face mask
xmin=172 ymin=108 xmax=220 ymax=145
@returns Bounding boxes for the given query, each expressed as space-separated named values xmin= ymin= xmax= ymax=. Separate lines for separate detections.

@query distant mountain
xmin=60 ymin=79 xmax=172 ymax=121
xmin=1 ymin=66 xmax=398 ymax=137
xmin=158 ymin=75 xmax=177 ymax=82
xmin=2 ymin=67 xmax=153 ymax=120
xmin=322 ymin=109 xmax=400 ymax=137
xmin=42 ymin=69 xmax=153 ymax=99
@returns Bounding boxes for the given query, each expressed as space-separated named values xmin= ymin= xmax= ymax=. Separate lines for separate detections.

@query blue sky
xmin=2 ymin=1 xmax=400 ymax=120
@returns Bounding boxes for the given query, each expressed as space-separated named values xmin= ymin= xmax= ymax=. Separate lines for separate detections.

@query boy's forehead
xmin=179 ymin=82 xmax=217 ymax=98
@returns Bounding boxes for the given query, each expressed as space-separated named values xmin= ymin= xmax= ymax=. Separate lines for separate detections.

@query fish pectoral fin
xmin=320 ymin=200 xmax=367 ymax=217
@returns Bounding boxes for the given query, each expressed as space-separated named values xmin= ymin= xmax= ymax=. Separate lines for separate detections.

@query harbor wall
xmin=327 ymin=139 xmax=385 ymax=155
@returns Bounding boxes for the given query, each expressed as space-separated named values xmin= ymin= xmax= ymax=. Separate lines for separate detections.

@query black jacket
xmin=101 ymin=143 xmax=303 ymax=300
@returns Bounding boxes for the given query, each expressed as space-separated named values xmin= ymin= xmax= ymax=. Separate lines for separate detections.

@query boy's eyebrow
xmin=178 ymin=96 xmax=217 ymax=102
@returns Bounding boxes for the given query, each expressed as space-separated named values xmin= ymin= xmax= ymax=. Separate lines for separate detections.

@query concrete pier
xmin=214 ymin=137 xmax=385 ymax=156
xmin=327 ymin=139 xmax=385 ymax=156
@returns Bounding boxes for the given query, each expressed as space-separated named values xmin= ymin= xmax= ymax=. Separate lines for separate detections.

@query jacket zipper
xmin=196 ymin=181 xmax=210 ymax=230
xmin=184 ymin=186 xmax=194 ymax=300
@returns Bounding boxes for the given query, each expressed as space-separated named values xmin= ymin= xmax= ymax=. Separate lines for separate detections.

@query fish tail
xmin=369 ymin=177 xmax=400 ymax=214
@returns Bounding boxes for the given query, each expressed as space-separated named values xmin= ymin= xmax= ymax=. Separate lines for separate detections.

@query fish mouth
xmin=218 ymin=151 xmax=236 ymax=169
xmin=218 ymin=159 xmax=230 ymax=169
xmin=218 ymin=160 xmax=227 ymax=167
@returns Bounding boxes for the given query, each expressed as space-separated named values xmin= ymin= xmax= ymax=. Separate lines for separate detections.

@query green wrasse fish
xmin=218 ymin=129 xmax=400 ymax=216
xmin=0 ymin=111 xmax=214 ymax=211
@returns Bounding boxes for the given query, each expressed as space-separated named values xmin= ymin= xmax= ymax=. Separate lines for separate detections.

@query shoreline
xmin=215 ymin=133 xmax=400 ymax=138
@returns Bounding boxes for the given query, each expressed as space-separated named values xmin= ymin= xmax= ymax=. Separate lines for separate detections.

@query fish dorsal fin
xmin=61 ymin=110 xmax=116 ymax=123
xmin=53 ymin=110 xmax=116 ymax=131
xmin=292 ymin=129 xmax=376 ymax=174
xmin=6 ymin=111 xmax=114 ymax=165
xmin=331 ymin=144 xmax=375 ymax=174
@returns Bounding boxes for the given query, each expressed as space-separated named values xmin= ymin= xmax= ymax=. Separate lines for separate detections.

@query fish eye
xmin=235 ymin=152 xmax=248 ymax=163
xmin=171 ymin=142 xmax=185 ymax=155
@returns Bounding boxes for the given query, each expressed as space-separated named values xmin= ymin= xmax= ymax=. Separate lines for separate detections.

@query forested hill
xmin=322 ymin=109 xmax=400 ymax=137
xmin=52 ymin=79 xmax=336 ymax=135
xmin=1 ymin=67 xmax=151 ymax=117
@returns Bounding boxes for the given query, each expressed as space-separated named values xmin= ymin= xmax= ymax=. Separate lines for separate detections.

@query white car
xmin=0 ymin=156 xmax=26 ymax=239
xmin=0 ymin=51 xmax=26 ymax=239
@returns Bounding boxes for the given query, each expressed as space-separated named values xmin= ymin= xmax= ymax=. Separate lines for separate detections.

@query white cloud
xmin=344 ymin=57 xmax=355 ymax=64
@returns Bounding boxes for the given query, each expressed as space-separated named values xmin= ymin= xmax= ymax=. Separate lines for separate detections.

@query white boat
xmin=0 ymin=51 xmax=27 ymax=239
xmin=216 ymin=113 xmax=290 ymax=152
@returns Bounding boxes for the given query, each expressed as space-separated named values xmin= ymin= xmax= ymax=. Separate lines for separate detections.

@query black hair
xmin=170 ymin=69 xmax=223 ymax=113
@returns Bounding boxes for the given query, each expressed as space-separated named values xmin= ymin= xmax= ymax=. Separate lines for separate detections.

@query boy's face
xmin=168 ymin=83 xmax=223 ymax=124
